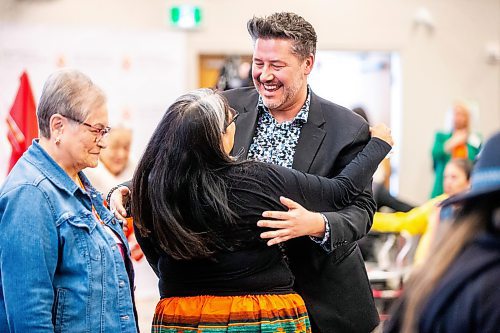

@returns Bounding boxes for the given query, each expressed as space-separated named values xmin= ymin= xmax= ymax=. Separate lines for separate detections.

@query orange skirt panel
xmin=152 ymin=293 xmax=311 ymax=332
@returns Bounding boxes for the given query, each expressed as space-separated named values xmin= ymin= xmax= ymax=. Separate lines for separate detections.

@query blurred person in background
xmin=372 ymin=158 xmax=472 ymax=265
xmin=85 ymin=125 xmax=143 ymax=261
xmin=0 ymin=69 xmax=138 ymax=332
xmin=384 ymin=131 xmax=500 ymax=333
xmin=132 ymin=89 xmax=393 ymax=333
xmin=430 ymin=101 xmax=481 ymax=198
xmin=85 ymin=125 xmax=134 ymax=195
xmin=216 ymin=56 xmax=253 ymax=91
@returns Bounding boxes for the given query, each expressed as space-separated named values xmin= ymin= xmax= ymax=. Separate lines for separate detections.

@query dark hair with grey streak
xmin=132 ymin=89 xmax=245 ymax=260
xmin=37 ymin=69 xmax=106 ymax=138
xmin=247 ymin=12 xmax=317 ymax=59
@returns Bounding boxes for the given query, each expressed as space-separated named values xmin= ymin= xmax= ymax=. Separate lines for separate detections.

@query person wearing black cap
xmin=384 ymin=131 xmax=500 ymax=333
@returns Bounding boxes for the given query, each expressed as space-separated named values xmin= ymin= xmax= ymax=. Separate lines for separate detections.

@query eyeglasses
xmin=61 ymin=114 xmax=111 ymax=140
xmin=224 ymin=108 xmax=239 ymax=132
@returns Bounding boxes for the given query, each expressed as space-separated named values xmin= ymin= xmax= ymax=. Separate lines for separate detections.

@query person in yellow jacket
xmin=372 ymin=158 xmax=472 ymax=264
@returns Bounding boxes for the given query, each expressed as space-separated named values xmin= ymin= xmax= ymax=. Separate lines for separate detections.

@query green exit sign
xmin=170 ymin=5 xmax=202 ymax=29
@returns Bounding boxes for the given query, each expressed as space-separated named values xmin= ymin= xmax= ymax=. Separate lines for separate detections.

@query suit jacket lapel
xmin=232 ymin=98 xmax=259 ymax=159
xmin=293 ymin=92 xmax=326 ymax=172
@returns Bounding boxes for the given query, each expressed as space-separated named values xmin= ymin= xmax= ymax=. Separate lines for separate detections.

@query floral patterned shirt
xmin=247 ymin=87 xmax=311 ymax=168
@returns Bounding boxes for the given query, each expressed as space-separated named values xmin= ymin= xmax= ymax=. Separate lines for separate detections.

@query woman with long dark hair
xmin=132 ymin=88 xmax=393 ymax=333
xmin=384 ymin=131 xmax=500 ymax=333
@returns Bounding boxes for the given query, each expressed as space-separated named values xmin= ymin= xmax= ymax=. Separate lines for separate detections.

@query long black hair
xmin=132 ymin=89 xmax=240 ymax=260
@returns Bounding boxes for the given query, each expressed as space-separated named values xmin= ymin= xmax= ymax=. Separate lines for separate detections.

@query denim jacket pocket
xmin=53 ymin=288 xmax=67 ymax=333
xmin=60 ymin=212 xmax=101 ymax=261
xmin=60 ymin=212 xmax=97 ymax=233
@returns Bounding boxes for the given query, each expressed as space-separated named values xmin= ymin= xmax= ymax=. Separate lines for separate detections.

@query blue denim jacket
xmin=0 ymin=140 xmax=137 ymax=333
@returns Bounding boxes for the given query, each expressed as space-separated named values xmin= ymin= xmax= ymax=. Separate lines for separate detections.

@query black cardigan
xmin=135 ymin=138 xmax=391 ymax=297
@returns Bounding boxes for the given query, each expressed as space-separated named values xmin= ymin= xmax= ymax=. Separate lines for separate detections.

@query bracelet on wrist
xmin=106 ymin=185 xmax=122 ymax=207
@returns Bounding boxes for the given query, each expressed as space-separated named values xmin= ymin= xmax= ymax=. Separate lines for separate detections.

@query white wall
xmin=1 ymin=0 xmax=499 ymax=202
xmin=0 ymin=0 xmax=187 ymax=182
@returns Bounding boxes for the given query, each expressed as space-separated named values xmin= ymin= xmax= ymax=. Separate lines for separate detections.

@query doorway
xmin=309 ymin=50 xmax=402 ymax=193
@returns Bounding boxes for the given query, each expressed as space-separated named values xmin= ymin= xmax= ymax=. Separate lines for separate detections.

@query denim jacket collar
xmin=26 ymin=140 xmax=82 ymax=196
xmin=25 ymin=140 xmax=116 ymax=228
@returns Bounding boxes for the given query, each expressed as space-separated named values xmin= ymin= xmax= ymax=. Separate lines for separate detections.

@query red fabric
xmin=125 ymin=219 xmax=145 ymax=262
xmin=6 ymin=71 xmax=38 ymax=172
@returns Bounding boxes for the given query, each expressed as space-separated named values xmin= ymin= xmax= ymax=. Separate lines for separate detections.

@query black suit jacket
xmin=223 ymin=87 xmax=379 ymax=333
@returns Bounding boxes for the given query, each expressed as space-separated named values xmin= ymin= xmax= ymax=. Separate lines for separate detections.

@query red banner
xmin=6 ymin=71 xmax=38 ymax=172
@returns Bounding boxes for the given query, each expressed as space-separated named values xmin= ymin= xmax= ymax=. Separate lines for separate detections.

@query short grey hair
xmin=37 ymin=69 xmax=106 ymax=138
xmin=247 ymin=12 xmax=317 ymax=59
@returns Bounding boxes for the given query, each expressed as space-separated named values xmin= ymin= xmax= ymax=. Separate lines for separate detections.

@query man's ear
xmin=304 ymin=53 xmax=315 ymax=75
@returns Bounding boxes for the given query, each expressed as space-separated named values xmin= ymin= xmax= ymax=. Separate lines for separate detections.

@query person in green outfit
xmin=430 ymin=101 xmax=481 ymax=198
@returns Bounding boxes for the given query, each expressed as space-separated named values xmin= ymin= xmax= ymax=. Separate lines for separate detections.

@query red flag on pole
xmin=6 ymin=71 xmax=38 ymax=172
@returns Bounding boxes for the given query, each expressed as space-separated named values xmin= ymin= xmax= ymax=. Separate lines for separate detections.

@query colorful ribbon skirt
xmin=151 ymin=293 xmax=311 ymax=332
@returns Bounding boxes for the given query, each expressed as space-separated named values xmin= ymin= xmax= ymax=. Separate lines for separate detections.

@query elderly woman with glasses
xmin=0 ymin=69 xmax=138 ymax=332
xmin=131 ymin=88 xmax=393 ymax=333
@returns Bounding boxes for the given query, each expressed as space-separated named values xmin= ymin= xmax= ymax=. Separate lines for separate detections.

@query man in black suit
xmin=223 ymin=12 xmax=379 ymax=332
xmin=109 ymin=12 xmax=379 ymax=332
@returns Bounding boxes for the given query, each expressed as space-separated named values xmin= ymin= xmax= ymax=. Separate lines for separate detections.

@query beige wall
xmin=1 ymin=0 xmax=499 ymax=202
